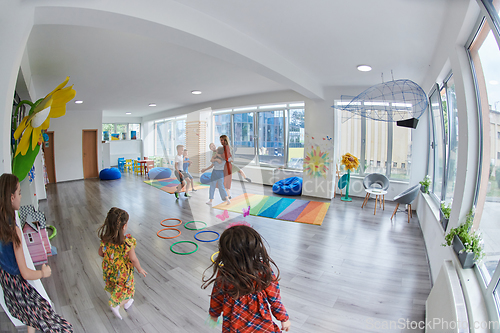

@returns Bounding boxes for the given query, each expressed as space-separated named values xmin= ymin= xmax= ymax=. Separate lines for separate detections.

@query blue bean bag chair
xmin=148 ymin=167 xmax=172 ymax=180
xmin=273 ymin=176 xmax=302 ymax=196
xmin=200 ymin=172 xmax=212 ymax=184
xmin=99 ymin=167 xmax=122 ymax=180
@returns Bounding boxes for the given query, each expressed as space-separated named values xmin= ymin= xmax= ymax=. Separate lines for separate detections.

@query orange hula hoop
xmin=161 ymin=218 xmax=182 ymax=227
xmin=157 ymin=228 xmax=181 ymax=239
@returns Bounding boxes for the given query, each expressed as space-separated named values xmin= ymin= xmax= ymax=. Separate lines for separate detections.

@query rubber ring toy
xmin=161 ymin=218 xmax=182 ymax=227
xmin=46 ymin=225 xmax=57 ymax=240
xmin=184 ymin=221 xmax=207 ymax=230
xmin=157 ymin=228 xmax=181 ymax=239
xmin=211 ymin=251 xmax=219 ymax=263
xmin=170 ymin=241 xmax=198 ymax=255
xmin=194 ymin=230 xmax=220 ymax=243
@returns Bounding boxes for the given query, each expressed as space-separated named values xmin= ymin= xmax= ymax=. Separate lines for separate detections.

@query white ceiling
xmin=23 ymin=0 xmax=451 ymax=118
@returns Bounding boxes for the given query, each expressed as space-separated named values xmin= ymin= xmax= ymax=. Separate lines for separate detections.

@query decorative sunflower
xmin=11 ymin=77 xmax=76 ymax=181
xmin=13 ymin=77 xmax=76 ymax=156
xmin=341 ymin=153 xmax=359 ymax=171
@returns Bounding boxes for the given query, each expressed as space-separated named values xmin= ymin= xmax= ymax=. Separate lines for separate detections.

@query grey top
xmin=213 ymin=158 xmax=226 ymax=171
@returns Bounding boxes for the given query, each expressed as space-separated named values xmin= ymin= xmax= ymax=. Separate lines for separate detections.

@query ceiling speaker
xmin=396 ymin=118 xmax=419 ymax=129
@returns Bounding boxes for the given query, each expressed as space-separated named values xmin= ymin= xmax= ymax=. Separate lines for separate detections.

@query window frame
xmin=466 ymin=0 xmax=500 ymax=324
xmin=212 ymin=103 xmax=305 ymax=169
xmin=102 ymin=123 xmax=141 ymax=141
xmin=335 ymin=102 xmax=411 ymax=181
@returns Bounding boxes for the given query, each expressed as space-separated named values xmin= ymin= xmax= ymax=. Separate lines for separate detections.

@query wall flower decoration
xmin=12 ymin=77 xmax=76 ymax=181
xmin=304 ymin=146 xmax=330 ymax=178
xmin=14 ymin=77 xmax=76 ymax=156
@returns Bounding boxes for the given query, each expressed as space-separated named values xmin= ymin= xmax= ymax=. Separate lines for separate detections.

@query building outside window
xmin=212 ymin=103 xmax=305 ymax=168
xmin=288 ymin=108 xmax=305 ymax=169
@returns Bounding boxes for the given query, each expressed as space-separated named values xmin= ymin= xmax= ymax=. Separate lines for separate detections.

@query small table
xmin=362 ymin=188 xmax=387 ymax=215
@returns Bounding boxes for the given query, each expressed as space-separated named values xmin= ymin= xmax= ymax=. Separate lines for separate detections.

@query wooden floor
xmin=0 ymin=173 xmax=431 ymax=333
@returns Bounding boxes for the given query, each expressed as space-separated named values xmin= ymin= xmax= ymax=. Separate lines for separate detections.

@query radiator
xmin=426 ymin=260 xmax=469 ymax=332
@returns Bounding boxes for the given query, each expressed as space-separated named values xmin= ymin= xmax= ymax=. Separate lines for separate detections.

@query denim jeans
xmin=209 ymin=170 xmax=228 ymax=200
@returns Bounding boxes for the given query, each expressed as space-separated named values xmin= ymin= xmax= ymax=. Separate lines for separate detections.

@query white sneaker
xmin=206 ymin=201 xmax=213 ymax=205
xmin=110 ymin=305 xmax=122 ymax=320
xmin=226 ymin=199 xmax=231 ymax=205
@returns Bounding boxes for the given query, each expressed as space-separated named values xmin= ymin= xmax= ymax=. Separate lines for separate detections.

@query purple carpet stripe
xmin=276 ymin=200 xmax=310 ymax=219
xmin=276 ymin=201 xmax=311 ymax=221
xmin=259 ymin=198 xmax=295 ymax=218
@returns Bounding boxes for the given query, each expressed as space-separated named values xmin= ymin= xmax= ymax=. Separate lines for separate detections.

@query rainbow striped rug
xmin=144 ymin=177 xmax=208 ymax=193
xmin=214 ymin=193 xmax=330 ymax=226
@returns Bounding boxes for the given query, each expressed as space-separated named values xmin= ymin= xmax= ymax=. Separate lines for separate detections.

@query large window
xmin=232 ymin=112 xmax=255 ymax=164
xmin=426 ymin=75 xmax=459 ymax=207
xmin=102 ymin=123 xmax=141 ymax=141
xmin=428 ymin=88 xmax=446 ymax=201
xmin=258 ymin=111 xmax=284 ymax=166
xmin=154 ymin=116 xmax=186 ymax=159
xmin=288 ymin=108 xmax=305 ymax=169
xmin=468 ymin=0 xmax=500 ymax=320
xmin=337 ymin=103 xmax=411 ymax=180
xmin=212 ymin=103 xmax=305 ymax=168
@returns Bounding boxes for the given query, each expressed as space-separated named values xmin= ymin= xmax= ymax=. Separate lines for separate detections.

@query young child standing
xmin=206 ymin=147 xmax=231 ymax=206
xmin=183 ymin=149 xmax=196 ymax=192
xmin=174 ymin=145 xmax=192 ymax=199
xmin=0 ymin=173 xmax=73 ymax=333
xmin=202 ymin=224 xmax=290 ymax=332
xmin=98 ymin=207 xmax=147 ymax=320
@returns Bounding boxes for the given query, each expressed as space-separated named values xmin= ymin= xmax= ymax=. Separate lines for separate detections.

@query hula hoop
xmin=211 ymin=251 xmax=219 ymax=263
xmin=46 ymin=225 xmax=57 ymax=240
xmin=170 ymin=241 xmax=198 ymax=255
xmin=157 ymin=228 xmax=181 ymax=239
xmin=184 ymin=221 xmax=207 ymax=230
xmin=194 ymin=230 xmax=220 ymax=243
xmin=161 ymin=218 xmax=182 ymax=227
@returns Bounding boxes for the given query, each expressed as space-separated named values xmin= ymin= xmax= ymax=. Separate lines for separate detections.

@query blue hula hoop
xmin=194 ymin=230 xmax=220 ymax=243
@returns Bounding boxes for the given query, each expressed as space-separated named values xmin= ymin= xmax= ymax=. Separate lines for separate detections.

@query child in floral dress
xmin=98 ymin=207 xmax=147 ymax=319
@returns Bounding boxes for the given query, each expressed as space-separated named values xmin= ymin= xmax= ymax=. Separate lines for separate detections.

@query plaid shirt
xmin=209 ymin=275 xmax=289 ymax=332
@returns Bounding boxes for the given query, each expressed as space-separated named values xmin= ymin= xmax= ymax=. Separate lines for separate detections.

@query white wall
xmin=109 ymin=140 xmax=143 ymax=166
xmin=48 ymin=109 xmax=102 ymax=182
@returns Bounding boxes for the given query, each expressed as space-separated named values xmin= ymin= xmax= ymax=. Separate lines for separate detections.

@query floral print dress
xmin=101 ymin=234 xmax=136 ymax=306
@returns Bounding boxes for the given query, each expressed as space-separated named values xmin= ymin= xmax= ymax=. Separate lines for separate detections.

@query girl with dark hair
xmin=0 ymin=173 xmax=72 ymax=333
xmin=202 ymin=224 xmax=290 ymax=332
xmin=98 ymin=207 xmax=147 ymax=319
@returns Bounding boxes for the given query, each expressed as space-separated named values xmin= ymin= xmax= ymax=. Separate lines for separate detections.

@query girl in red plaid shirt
xmin=202 ymin=224 xmax=290 ymax=332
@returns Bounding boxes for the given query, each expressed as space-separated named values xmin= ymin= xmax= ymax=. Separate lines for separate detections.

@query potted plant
xmin=442 ymin=209 xmax=485 ymax=269
xmin=419 ymin=175 xmax=431 ymax=194
xmin=440 ymin=201 xmax=451 ymax=231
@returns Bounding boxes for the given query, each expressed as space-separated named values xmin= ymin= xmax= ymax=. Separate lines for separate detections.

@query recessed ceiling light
xmin=126 ymin=112 xmax=131 ymax=115
xmin=191 ymin=90 xmax=202 ymax=95
xmin=149 ymin=103 xmax=156 ymax=107
xmin=490 ymin=80 xmax=499 ymax=85
xmin=75 ymin=100 xmax=83 ymax=104
xmin=357 ymin=65 xmax=372 ymax=72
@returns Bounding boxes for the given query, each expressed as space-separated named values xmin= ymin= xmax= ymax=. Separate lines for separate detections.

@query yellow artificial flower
xmin=14 ymin=77 xmax=76 ymax=156
xmin=341 ymin=152 xmax=359 ymax=171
